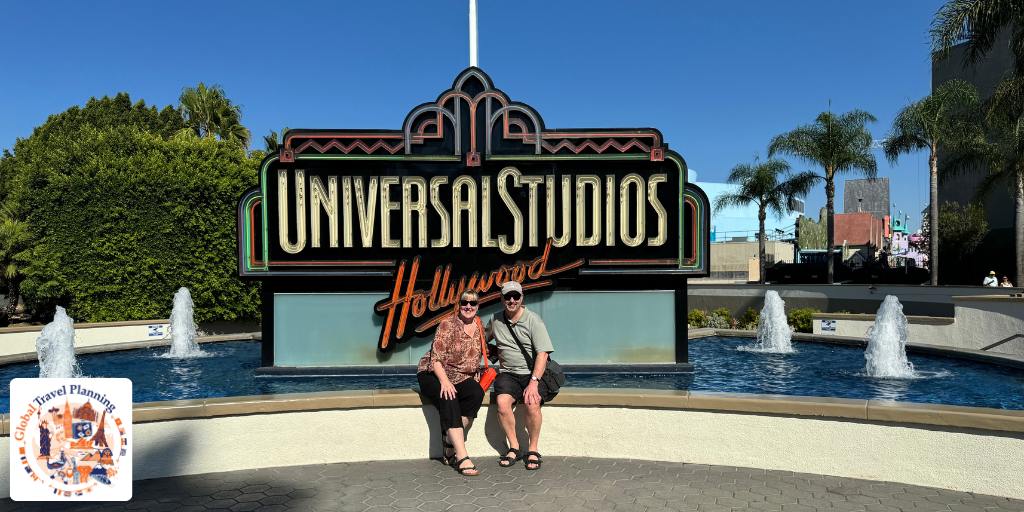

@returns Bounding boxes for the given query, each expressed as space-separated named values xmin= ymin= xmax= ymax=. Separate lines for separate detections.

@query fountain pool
xmin=743 ymin=290 xmax=793 ymax=353
xmin=164 ymin=287 xmax=204 ymax=358
xmin=3 ymin=336 xmax=1024 ymax=413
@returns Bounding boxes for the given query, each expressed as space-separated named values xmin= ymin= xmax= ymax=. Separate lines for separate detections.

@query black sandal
xmin=498 ymin=447 xmax=521 ymax=467
xmin=441 ymin=437 xmax=456 ymax=466
xmin=524 ymin=451 xmax=543 ymax=470
xmin=454 ymin=456 xmax=479 ymax=476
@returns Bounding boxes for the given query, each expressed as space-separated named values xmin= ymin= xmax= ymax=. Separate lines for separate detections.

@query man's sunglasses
xmin=459 ymin=300 xmax=479 ymax=307
xmin=503 ymin=292 xmax=522 ymax=301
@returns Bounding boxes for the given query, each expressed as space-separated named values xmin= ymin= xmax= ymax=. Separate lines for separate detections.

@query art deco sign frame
xmin=237 ymin=68 xmax=709 ymax=352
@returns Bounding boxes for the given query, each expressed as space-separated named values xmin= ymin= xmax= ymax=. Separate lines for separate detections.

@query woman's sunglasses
xmin=459 ymin=300 xmax=479 ymax=307
xmin=503 ymin=292 xmax=522 ymax=301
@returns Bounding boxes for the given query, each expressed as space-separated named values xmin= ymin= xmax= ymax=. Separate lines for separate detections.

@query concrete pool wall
xmin=811 ymin=295 xmax=1024 ymax=357
xmin=4 ymin=325 xmax=1024 ymax=499
xmin=2 ymin=389 xmax=1024 ymax=500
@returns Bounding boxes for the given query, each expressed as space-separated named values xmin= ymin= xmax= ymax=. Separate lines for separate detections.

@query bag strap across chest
xmin=502 ymin=314 xmax=536 ymax=370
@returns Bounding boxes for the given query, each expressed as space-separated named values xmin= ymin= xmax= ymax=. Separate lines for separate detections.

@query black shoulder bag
xmin=502 ymin=316 xmax=566 ymax=401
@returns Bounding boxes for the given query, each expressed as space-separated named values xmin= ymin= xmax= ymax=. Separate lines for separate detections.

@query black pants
xmin=417 ymin=372 xmax=485 ymax=431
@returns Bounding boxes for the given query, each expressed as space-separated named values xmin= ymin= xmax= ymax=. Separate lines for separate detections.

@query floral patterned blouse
xmin=416 ymin=315 xmax=484 ymax=385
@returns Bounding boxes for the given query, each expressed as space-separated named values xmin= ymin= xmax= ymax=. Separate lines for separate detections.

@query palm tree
xmin=263 ymin=130 xmax=280 ymax=152
xmin=769 ymin=110 xmax=878 ymax=283
xmin=931 ymin=0 xmax=1024 ymax=72
xmin=263 ymin=127 xmax=290 ymax=153
xmin=179 ymin=82 xmax=251 ymax=147
xmin=977 ymin=75 xmax=1024 ymax=283
xmin=0 ymin=209 xmax=31 ymax=323
xmin=932 ymin=2 xmax=1024 ymax=285
xmin=714 ymin=159 xmax=819 ymax=284
xmin=883 ymin=79 xmax=984 ymax=285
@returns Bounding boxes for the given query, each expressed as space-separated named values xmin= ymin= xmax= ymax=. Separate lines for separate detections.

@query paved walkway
xmin=4 ymin=457 xmax=1022 ymax=511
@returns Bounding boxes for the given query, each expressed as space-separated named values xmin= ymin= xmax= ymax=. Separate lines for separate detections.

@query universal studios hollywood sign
xmin=237 ymin=68 xmax=710 ymax=351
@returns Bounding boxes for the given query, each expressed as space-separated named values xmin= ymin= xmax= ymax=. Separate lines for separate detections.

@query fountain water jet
xmin=166 ymin=287 xmax=204 ymax=358
xmin=864 ymin=295 xmax=916 ymax=378
xmin=36 ymin=306 xmax=81 ymax=378
xmin=740 ymin=290 xmax=794 ymax=353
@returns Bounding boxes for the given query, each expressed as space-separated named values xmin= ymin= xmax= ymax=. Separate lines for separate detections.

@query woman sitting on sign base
xmin=416 ymin=290 xmax=487 ymax=476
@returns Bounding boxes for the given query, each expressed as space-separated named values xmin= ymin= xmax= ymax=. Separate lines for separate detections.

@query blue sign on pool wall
xmin=237 ymin=68 xmax=710 ymax=369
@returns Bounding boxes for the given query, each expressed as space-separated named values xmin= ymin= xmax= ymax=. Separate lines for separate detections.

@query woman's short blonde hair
xmin=460 ymin=289 xmax=480 ymax=302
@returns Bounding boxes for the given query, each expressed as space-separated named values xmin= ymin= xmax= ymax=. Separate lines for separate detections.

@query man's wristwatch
xmin=530 ymin=375 xmax=540 ymax=382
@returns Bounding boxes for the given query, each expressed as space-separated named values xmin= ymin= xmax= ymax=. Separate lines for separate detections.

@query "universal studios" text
xmin=276 ymin=166 xmax=670 ymax=255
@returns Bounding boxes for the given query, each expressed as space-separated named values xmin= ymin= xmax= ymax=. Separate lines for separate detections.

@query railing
xmin=711 ymin=228 xmax=795 ymax=243
xmin=981 ymin=333 xmax=1024 ymax=351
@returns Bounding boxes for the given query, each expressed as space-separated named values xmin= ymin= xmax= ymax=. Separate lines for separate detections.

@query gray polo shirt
xmin=489 ymin=307 xmax=554 ymax=375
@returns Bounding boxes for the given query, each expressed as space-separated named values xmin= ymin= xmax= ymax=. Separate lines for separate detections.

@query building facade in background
xmin=694 ymin=170 xmax=803 ymax=244
xmin=834 ymin=212 xmax=884 ymax=268
xmin=694 ymin=170 xmax=801 ymax=281
xmin=844 ymin=178 xmax=890 ymax=219
xmin=933 ymin=30 xmax=1014 ymax=284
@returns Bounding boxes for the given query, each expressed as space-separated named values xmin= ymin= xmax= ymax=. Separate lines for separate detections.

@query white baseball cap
xmin=501 ymin=281 xmax=523 ymax=295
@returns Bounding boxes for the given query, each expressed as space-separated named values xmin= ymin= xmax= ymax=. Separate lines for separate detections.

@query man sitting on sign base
xmin=487 ymin=280 xmax=555 ymax=471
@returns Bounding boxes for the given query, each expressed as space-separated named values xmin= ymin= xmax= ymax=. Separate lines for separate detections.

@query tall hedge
xmin=11 ymin=124 xmax=260 ymax=322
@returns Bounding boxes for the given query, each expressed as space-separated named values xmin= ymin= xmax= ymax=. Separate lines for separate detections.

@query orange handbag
xmin=477 ymin=317 xmax=497 ymax=391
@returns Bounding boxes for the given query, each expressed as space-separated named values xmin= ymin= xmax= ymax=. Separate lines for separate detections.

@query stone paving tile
xmin=3 ymin=457 xmax=1023 ymax=511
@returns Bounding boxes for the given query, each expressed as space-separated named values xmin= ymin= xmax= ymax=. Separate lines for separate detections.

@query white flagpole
xmin=469 ymin=0 xmax=478 ymax=67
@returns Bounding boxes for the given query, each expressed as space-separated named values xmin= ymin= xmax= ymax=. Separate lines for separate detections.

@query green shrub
xmin=739 ymin=307 xmax=759 ymax=330
xmin=787 ymin=307 xmax=819 ymax=333
xmin=688 ymin=309 xmax=708 ymax=328
xmin=705 ymin=314 xmax=731 ymax=329
xmin=711 ymin=307 xmax=732 ymax=320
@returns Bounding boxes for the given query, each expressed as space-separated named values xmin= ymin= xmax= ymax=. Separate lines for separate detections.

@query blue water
xmin=2 ymin=336 xmax=1024 ymax=413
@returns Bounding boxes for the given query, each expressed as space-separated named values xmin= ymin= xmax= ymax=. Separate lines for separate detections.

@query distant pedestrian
xmin=983 ymin=271 xmax=998 ymax=287
xmin=1000 ymin=276 xmax=1014 ymax=288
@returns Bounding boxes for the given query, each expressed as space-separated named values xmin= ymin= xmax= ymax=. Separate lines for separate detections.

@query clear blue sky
xmin=1 ymin=0 xmax=946 ymax=231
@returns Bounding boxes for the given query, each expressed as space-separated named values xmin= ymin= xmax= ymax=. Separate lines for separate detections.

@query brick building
xmin=834 ymin=212 xmax=884 ymax=267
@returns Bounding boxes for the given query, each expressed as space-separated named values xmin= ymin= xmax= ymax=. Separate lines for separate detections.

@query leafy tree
xmin=913 ymin=213 xmax=932 ymax=259
xmin=936 ymin=201 xmax=990 ymax=276
xmin=2 ymin=92 xmax=260 ymax=323
xmin=179 ymin=83 xmax=251 ymax=147
xmin=16 ymin=126 xmax=261 ymax=322
xmin=0 ymin=93 xmax=188 ymax=321
xmin=883 ymin=79 xmax=984 ymax=285
xmin=931 ymin=0 xmax=1024 ymax=284
xmin=977 ymin=75 xmax=1024 ymax=283
xmin=714 ymin=159 xmax=818 ymax=283
xmin=931 ymin=0 xmax=1024 ymax=72
xmin=797 ymin=208 xmax=828 ymax=251
xmin=769 ymin=110 xmax=878 ymax=283
xmin=22 ymin=93 xmax=183 ymax=144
